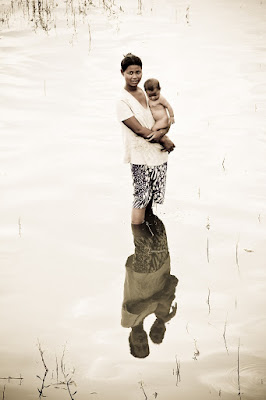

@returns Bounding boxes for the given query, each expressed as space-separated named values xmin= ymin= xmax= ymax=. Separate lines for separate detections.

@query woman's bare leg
xmin=131 ymin=207 xmax=146 ymax=225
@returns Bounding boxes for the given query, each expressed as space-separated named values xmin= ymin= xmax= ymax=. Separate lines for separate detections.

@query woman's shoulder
xmin=116 ymin=88 xmax=127 ymax=101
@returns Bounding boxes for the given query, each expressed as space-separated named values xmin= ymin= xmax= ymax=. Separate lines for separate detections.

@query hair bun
xmin=121 ymin=53 xmax=142 ymax=71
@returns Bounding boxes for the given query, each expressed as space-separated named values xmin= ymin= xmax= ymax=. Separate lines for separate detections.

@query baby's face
xmin=146 ymin=88 xmax=160 ymax=101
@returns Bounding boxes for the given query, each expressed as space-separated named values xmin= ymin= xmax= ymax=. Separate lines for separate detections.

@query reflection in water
xmin=121 ymin=213 xmax=178 ymax=358
xmin=0 ymin=0 xmax=122 ymax=38
xmin=37 ymin=342 xmax=49 ymax=398
xmin=35 ymin=343 xmax=77 ymax=399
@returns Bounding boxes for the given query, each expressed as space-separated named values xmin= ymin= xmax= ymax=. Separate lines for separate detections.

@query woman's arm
xmin=122 ymin=116 xmax=153 ymax=139
xmin=147 ymin=125 xmax=170 ymax=143
xmin=123 ymin=117 xmax=171 ymax=143
xmin=122 ymin=116 xmax=175 ymax=152
xmin=126 ymin=298 xmax=157 ymax=314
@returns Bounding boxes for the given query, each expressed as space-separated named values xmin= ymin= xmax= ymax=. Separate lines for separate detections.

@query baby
xmin=144 ymin=78 xmax=175 ymax=131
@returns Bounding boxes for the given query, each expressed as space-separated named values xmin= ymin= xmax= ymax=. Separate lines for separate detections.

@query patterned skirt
xmin=131 ymin=162 xmax=167 ymax=209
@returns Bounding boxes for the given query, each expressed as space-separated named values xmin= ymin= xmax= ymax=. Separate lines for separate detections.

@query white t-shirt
xmin=116 ymin=89 xmax=168 ymax=166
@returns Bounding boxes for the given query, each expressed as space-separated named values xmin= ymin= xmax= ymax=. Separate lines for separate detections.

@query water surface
xmin=0 ymin=0 xmax=266 ymax=399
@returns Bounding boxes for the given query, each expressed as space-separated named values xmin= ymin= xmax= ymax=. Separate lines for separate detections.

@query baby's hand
xmin=160 ymin=136 xmax=175 ymax=153
xmin=170 ymin=116 xmax=175 ymax=125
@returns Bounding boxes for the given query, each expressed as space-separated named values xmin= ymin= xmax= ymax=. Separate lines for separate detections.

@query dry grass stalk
xmin=139 ymin=381 xmax=147 ymax=400
xmin=193 ymin=339 xmax=200 ymax=360
xmin=88 ymin=23 xmax=92 ymax=52
xmin=175 ymin=356 xmax=181 ymax=386
xmin=18 ymin=217 xmax=22 ymax=237
xmin=37 ymin=340 xmax=50 ymax=398
xmin=236 ymin=240 xmax=240 ymax=272
xmin=222 ymin=157 xmax=226 ymax=171
xmin=237 ymin=338 xmax=242 ymax=399
xmin=206 ymin=288 xmax=211 ymax=314
xmin=0 ymin=376 xmax=23 ymax=382
xmin=185 ymin=6 xmax=190 ymax=24
xmin=59 ymin=346 xmax=77 ymax=399
xmin=2 ymin=385 xmax=5 ymax=400
xmin=223 ymin=317 xmax=229 ymax=355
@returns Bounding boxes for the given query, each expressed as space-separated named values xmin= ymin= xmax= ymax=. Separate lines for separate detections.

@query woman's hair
xmin=129 ymin=330 xmax=149 ymax=358
xmin=144 ymin=78 xmax=161 ymax=91
xmin=121 ymin=53 xmax=142 ymax=71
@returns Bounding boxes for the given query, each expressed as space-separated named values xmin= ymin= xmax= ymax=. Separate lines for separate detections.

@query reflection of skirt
xmin=131 ymin=214 xmax=169 ymax=273
xmin=131 ymin=162 xmax=167 ymax=209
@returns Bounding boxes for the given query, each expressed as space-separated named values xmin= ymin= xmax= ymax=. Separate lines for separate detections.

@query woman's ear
xmin=121 ymin=69 xmax=124 ymax=76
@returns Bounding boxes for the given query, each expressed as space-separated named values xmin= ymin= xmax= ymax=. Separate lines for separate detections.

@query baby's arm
xmin=160 ymin=95 xmax=175 ymax=124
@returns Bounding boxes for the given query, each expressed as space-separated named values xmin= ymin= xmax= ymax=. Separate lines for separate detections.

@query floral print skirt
xmin=130 ymin=162 xmax=167 ymax=209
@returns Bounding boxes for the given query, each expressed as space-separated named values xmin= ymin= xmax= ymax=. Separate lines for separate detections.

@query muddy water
xmin=0 ymin=0 xmax=266 ymax=399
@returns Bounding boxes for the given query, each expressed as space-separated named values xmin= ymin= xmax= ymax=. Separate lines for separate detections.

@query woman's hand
xmin=147 ymin=122 xmax=171 ymax=143
xmin=147 ymin=130 xmax=165 ymax=143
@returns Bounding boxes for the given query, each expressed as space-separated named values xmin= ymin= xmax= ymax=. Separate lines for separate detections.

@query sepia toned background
xmin=0 ymin=0 xmax=266 ymax=398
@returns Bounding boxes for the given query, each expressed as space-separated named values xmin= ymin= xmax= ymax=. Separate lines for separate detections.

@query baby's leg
xmin=152 ymin=116 xmax=169 ymax=131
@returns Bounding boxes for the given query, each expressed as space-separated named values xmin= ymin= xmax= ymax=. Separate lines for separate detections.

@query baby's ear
xmin=121 ymin=69 xmax=124 ymax=75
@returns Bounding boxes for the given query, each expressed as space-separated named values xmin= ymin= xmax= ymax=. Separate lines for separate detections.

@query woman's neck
xmin=124 ymin=85 xmax=138 ymax=93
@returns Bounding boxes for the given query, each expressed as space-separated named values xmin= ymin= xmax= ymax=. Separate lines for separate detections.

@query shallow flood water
xmin=0 ymin=0 xmax=266 ymax=399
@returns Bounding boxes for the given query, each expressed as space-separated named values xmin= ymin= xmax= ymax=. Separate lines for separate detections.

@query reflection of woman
xmin=121 ymin=214 xmax=178 ymax=358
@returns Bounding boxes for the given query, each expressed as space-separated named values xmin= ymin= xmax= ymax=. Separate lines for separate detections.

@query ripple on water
xmin=201 ymin=354 xmax=266 ymax=399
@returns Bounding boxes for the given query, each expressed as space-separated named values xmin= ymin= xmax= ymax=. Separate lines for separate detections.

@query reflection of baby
xmin=144 ymin=78 xmax=175 ymax=131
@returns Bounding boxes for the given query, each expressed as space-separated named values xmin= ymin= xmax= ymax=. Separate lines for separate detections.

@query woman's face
xmin=121 ymin=64 xmax=142 ymax=88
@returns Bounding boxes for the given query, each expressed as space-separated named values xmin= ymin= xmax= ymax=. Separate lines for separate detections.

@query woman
xmin=116 ymin=53 xmax=175 ymax=225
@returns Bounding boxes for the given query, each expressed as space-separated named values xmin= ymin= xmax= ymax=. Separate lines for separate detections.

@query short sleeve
xmin=116 ymin=99 xmax=134 ymax=122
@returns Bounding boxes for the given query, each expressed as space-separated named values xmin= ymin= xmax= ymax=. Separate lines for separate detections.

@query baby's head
xmin=149 ymin=318 xmax=166 ymax=344
xmin=144 ymin=78 xmax=161 ymax=101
